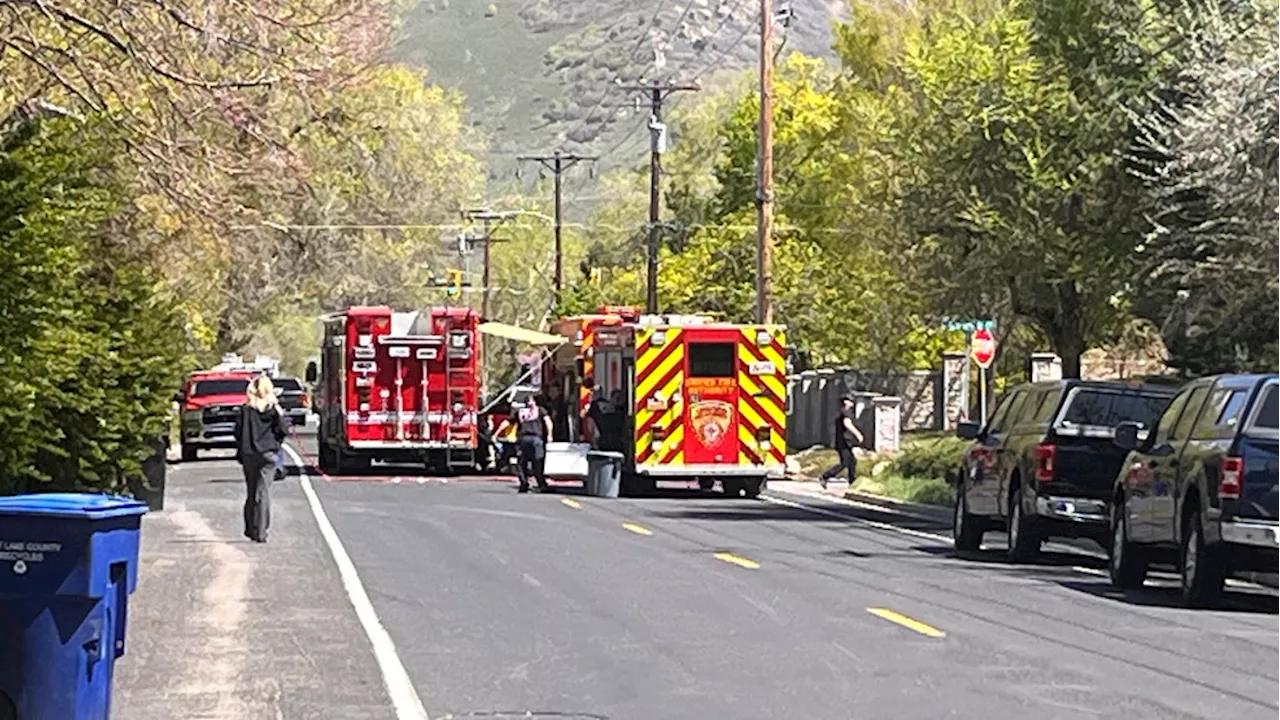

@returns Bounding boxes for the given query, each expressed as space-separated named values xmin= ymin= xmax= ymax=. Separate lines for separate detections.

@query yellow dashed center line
xmin=866 ymin=607 xmax=946 ymax=638
xmin=622 ymin=522 xmax=653 ymax=536
xmin=713 ymin=552 xmax=760 ymax=569
xmin=560 ymin=498 xmax=582 ymax=509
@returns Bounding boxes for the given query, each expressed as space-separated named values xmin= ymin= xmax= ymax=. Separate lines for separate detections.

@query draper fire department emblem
xmin=690 ymin=400 xmax=734 ymax=449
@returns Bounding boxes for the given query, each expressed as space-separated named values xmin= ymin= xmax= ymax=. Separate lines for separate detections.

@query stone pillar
xmin=872 ymin=396 xmax=902 ymax=453
xmin=941 ymin=351 xmax=970 ymax=429
xmin=1030 ymin=353 xmax=1063 ymax=382
xmin=851 ymin=391 xmax=878 ymax=450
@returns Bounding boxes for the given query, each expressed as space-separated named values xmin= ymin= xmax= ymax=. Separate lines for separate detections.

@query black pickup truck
xmin=952 ymin=380 xmax=1176 ymax=561
xmin=1108 ymin=374 xmax=1278 ymax=606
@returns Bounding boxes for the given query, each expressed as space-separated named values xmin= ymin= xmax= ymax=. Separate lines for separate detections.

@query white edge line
xmin=762 ymin=493 xmax=955 ymax=543
xmin=284 ymin=444 xmax=431 ymax=720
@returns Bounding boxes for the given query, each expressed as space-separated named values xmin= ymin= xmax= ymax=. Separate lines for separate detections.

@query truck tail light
xmin=651 ymin=426 xmax=666 ymax=451
xmin=302 ymin=393 xmax=311 ymax=409
xmin=1034 ymin=443 xmax=1056 ymax=483
xmin=1219 ymin=456 xmax=1243 ymax=499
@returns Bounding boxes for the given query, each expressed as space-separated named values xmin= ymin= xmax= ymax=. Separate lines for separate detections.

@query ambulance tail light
xmin=756 ymin=426 xmax=771 ymax=450
xmin=651 ymin=426 xmax=666 ymax=451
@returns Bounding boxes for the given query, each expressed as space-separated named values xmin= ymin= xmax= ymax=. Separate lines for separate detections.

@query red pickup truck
xmin=177 ymin=369 xmax=255 ymax=461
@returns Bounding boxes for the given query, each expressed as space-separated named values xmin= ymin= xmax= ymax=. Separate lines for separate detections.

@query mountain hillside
xmin=392 ymin=0 xmax=847 ymax=174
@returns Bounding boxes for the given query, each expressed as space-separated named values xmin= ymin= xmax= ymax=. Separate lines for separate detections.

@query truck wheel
xmin=1180 ymin=510 xmax=1224 ymax=608
xmin=1108 ymin=498 xmax=1147 ymax=589
xmin=953 ymin=489 xmax=983 ymax=553
xmin=181 ymin=444 xmax=198 ymax=462
xmin=742 ymin=477 xmax=764 ymax=499
xmin=1007 ymin=487 xmax=1041 ymax=562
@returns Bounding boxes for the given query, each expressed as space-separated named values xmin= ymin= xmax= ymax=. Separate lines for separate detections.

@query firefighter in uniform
xmin=496 ymin=395 xmax=553 ymax=493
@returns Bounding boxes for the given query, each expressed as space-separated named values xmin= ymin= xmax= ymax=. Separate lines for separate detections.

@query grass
xmin=850 ymin=474 xmax=954 ymax=507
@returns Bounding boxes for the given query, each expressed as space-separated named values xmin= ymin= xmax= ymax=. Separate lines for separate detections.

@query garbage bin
xmin=0 ymin=493 xmax=149 ymax=720
xmin=586 ymin=451 xmax=623 ymax=498
xmin=128 ymin=435 xmax=168 ymax=511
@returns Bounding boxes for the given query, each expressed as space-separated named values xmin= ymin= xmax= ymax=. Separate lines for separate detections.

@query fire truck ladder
xmin=444 ymin=319 xmax=475 ymax=471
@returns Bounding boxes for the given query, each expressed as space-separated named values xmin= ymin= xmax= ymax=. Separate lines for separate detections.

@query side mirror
xmin=305 ymin=361 xmax=318 ymax=384
xmin=956 ymin=421 xmax=981 ymax=441
xmin=1113 ymin=421 xmax=1141 ymax=451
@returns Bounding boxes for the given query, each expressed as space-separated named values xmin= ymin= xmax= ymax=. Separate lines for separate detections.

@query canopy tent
xmin=478 ymin=321 xmax=565 ymax=346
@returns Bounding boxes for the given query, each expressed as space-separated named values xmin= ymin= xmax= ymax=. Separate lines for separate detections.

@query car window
xmin=1032 ymin=388 xmax=1062 ymax=424
xmin=1153 ymin=389 xmax=1191 ymax=445
xmin=1057 ymin=388 xmax=1171 ymax=430
xmin=1171 ymin=386 xmax=1209 ymax=441
xmin=275 ymin=378 xmax=303 ymax=392
xmin=1004 ymin=391 xmax=1032 ymax=430
xmin=1247 ymin=385 xmax=1278 ymax=431
xmin=191 ymin=379 xmax=250 ymax=396
xmin=986 ymin=390 xmax=1023 ymax=434
xmin=1191 ymin=387 xmax=1248 ymax=440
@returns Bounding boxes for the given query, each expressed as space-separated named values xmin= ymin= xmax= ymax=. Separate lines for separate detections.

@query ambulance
xmin=550 ymin=307 xmax=789 ymax=497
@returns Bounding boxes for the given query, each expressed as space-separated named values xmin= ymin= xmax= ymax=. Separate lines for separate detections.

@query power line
xmin=515 ymin=150 xmax=598 ymax=303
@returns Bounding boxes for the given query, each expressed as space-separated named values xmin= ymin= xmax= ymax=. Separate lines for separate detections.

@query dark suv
xmin=1109 ymin=374 xmax=1278 ymax=606
xmin=953 ymin=380 xmax=1176 ymax=560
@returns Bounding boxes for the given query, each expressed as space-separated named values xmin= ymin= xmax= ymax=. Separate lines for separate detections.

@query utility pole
xmin=516 ymin=150 xmax=597 ymax=305
xmin=756 ymin=0 xmax=776 ymax=325
xmin=620 ymin=79 xmax=698 ymax=313
xmin=462 ymin=209 xmax=517 ymax=320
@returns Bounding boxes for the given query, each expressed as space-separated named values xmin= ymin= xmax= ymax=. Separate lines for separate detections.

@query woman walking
xmin=234 ymin=375 xmax=287 ymax=543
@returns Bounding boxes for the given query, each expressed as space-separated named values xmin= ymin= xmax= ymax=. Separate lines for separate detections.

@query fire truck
xmin=549 ymin=307 xmax=789 ymax=497
xmin=307 ymin=306 xmax=483 ymax=474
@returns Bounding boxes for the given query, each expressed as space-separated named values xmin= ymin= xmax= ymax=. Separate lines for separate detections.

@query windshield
xmin=1057 ymin=389 xmax=1171 ymax=430
xmin=191 ymin=379 xmax=250 ymax=397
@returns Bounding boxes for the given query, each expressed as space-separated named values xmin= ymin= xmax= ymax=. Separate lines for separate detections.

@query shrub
xmin=888 ymin=435 xmax=970 ymax=482
xmin=852 ymin=473 xmax=954 ymax=506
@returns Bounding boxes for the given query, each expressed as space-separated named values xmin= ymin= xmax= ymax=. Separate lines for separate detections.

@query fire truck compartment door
xmin=544 ymin=442 xmax=590 ymax=479
xmin=683 ymin=341 xmax=739 ymax=464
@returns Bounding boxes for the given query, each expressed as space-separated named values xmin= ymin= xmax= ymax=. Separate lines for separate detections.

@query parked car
xmin=1108 ymin=374 xmax=1278 ymax=606
xmin=952 ymin=380 xmax=1177 ymax=560
xmin=273 ymin=376 xmax=309 ymax=428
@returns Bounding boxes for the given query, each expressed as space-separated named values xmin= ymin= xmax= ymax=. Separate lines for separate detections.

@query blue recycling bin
xmin=0 ymin=493 xmax=148 ymax=720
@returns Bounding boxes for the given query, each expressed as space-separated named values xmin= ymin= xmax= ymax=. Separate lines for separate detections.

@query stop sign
xmin=971 ymin=328 xmax=996 ymax=368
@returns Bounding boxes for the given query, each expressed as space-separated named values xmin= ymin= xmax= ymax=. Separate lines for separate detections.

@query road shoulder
xmin=112 ymin=453 xmax=394 ymax=720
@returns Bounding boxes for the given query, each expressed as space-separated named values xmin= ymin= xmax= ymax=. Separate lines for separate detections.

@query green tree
xmin=0 ymin=117 xmax=187 ymax=494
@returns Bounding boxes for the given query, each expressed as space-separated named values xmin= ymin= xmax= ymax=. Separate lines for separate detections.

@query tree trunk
xmin=1052 ymin=281 xmax=1086 ymax=378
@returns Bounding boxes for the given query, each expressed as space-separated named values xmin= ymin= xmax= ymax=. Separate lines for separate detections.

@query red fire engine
xmin=308 ymin=306 xmax=482 ymax=474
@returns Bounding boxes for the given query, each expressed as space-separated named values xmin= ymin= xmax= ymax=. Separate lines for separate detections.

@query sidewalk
xmin=112 ymin=453 xmax=394 ymax=720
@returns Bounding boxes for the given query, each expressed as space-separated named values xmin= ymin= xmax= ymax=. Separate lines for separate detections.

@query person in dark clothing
xmin=547 ymin=384 xmax=571 ymax=442
xmin=496 ymin=396 xmax=553 ymax=493
xmin=234 ymin=375 xmax=287 ymax=542
xmin=596 ymin=389 xmax=627 ymax=452
xmin=586 ymin=385 xmax=611 ymax=447
xmin=821 ymin=395 xmax=863 ymax=489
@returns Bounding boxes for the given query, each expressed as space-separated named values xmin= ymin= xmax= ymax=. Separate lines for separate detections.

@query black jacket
xmin=234 ymin=404 xmax=286 ymax=460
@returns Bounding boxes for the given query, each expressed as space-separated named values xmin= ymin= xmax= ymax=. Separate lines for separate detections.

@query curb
xmin=843 ymin=489 xmax=952 ymax=523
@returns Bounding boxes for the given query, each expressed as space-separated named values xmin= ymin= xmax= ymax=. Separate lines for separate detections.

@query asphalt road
xmin=118 ymin=431 xmax=1278 ymax=720
xmin=279 ymin=431 xmax=1277 ymax=720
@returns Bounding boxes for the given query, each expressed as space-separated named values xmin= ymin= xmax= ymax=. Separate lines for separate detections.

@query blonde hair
xmin=246 ymin=375 xmax=277 ymax=412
